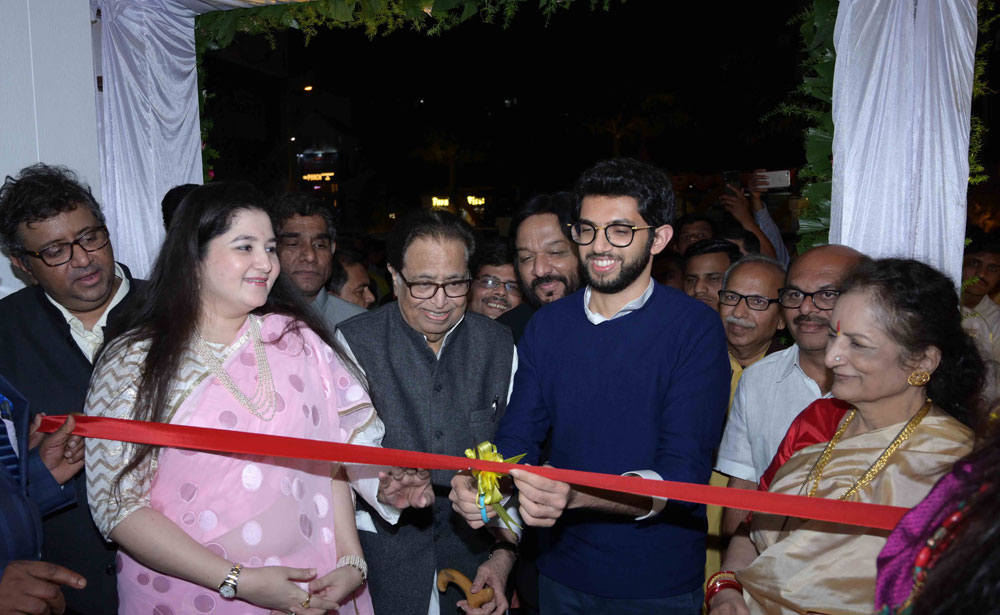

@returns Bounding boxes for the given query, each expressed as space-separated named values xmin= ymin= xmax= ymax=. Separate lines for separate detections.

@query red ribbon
xmin=40 ymin=415 xmax=909 ymax=530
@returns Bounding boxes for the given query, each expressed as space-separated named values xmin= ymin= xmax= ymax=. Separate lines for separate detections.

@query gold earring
xmin=907 ymin=371 xmax=931 ymax=387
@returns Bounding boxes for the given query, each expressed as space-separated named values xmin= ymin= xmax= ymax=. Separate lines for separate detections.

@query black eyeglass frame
xmin=475 ymin=275 xmax=522 ymax=295
xmin=718 ymin=290 xmax=780 ymax=311
xmin=396 ymin=271 xmax=473 ymax=299
xmin=19 ymin=225 xmax=111 ymax=267
xmin=566 ymin=222 xmax=655 ymax=248
xmin=777 ymin=287 xmax=843 ymax=310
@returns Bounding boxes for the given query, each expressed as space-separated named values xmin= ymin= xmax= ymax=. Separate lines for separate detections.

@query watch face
xmin=220 ymin=584 xmax=236 ymax=599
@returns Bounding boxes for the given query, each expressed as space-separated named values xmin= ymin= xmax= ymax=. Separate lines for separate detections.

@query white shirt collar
xmin=583 ymin=278 xmax=655 ymax=325
xmin=394 ymin=300 xmax=466 ymax=360
xmin=45 ymin=262 xmax=129 ymax=362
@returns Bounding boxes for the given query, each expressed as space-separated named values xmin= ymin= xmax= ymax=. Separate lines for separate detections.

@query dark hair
xmin=509 ymin=192 xmax=575 ymax=249
xmin=269 ymin=193 xmax=337 ymax=242
xmin=386 ymin=209 xmax=475 ymax=273
xmin=683 ymin=238 xmax=742 ymax=265
xmin=160 ymin=183 xmax=199 ymax=230
xmin=840 ymin=258 xmax=985 ymax=424
xmin=327 ymin=248 xmax=367 ymax=294
xmin=572 ymin=158 xmax=675 ymax=228
xmin=472 ymin=240 xmax=513 ymax=276
xmin=964 ymin=225 xmax=1000 ymax=256
xmin=99 ymin=181 xmax=362 ymax=499
xmin=676 ymin=213 xmax=718 ymax=237
xmin=911 ymin=422 xmax=1000 ymax=614
xmin=0 ymin=164 xmax=104 ymax=254
xmin=718 ymin=219 xmax=761 ymax=254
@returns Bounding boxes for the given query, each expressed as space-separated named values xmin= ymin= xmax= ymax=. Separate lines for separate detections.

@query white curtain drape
xmin=91 ymin=0 xmax=310 ymax=278
xmin=830 ymin=0 xmax=977 ymax=286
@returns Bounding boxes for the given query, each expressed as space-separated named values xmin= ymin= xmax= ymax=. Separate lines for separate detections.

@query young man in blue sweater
xmin=451 ymin=158 xmax=730 ymax=614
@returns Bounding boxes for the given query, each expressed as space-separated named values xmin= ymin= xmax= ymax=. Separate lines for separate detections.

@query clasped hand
xmin=377 ymin=466 xmax=434 ymax=508
xmin=449 ymin=467 xmax=573 ymax=528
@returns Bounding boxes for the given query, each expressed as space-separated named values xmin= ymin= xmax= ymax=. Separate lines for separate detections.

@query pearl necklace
xmin=195 ymin=316 xmax=277 ymax=421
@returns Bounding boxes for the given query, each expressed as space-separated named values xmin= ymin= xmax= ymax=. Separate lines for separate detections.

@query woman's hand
xmin=236 ymin=566 xmax=335 ymax=612
xmin=307 ymin=565 xmax=364 ymax=610
xmin=708 ymin=588 xmax=750 ymax=615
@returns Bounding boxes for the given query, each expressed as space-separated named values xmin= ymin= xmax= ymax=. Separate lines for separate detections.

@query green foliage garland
xmin=767 ymin=0 xmax=836 ymax=252
xmin=970 ymin=0 xmax=997 ymax=186
xmin=195 ymin=0 xmax=607 ymax=48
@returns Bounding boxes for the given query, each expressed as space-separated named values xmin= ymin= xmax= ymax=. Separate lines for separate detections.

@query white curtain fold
xmin=830 ymin=0 xmax=977 ymax=286
xmin=93 ymin=0 xmax=204 ymax=278
xmin=92 ymin=0 xmax=315 ymax=278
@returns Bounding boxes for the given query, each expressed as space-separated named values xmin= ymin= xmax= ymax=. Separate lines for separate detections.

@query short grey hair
xmin=722 ymin=254 xmax=787 ymax=290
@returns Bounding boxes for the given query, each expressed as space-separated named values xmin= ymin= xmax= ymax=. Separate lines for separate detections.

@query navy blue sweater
xmin=495 ymin=283 xmax=730 ymax=599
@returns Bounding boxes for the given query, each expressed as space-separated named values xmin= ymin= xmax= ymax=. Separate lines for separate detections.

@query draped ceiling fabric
xmin=830 ymin=0 xmax=977 ymax=286
xmin=91 ymin=0 xmax=978 ymax=280
xmin=90 ymin=0 xmax=310 ymax=278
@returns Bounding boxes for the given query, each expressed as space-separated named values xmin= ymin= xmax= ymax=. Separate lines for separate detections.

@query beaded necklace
xmin=194 ymin=316 xmax=277 ymax=421
xmin=877 ymin=485 xmax=985 ymax=615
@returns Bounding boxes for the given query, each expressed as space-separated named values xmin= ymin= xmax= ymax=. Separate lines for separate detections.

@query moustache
xmin=725 ymin=316 xmax=756 ymax=329
xmin=793 ymin=314 xmax=828 ymax=326
xmin=531 ymin=274 xmax=568 ymax=296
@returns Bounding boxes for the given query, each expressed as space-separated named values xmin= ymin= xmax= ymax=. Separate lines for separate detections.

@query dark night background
xmin=203 ymin=1 xmax=1000 ymax=235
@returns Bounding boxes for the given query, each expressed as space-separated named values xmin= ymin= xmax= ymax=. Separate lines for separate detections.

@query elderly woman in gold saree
xmin=707 ymin=258 xmax=984 ymax=615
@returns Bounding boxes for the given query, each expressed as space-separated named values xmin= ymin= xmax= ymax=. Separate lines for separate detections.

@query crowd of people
xmin=0 ymin=158 xmax=997 ymax=615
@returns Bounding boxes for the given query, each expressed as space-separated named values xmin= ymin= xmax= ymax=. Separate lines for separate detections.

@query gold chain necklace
xmin=195 ymin=316 xmax=277 ymax=421
xmin=806 ymin=398 xmax=932 ymax=499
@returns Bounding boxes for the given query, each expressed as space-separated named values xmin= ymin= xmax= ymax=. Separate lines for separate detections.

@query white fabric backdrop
xmin=830 ymin=0 xmax=977 ymax=286
xmin=92 ymin=0 xmax=311 ymax=278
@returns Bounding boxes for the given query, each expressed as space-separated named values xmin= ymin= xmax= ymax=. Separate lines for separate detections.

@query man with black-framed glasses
xmin=718 ymin=256 xmax=787 ymax=375
xmin=468 ymin=240 xmax=522 ymax=319
xmin=336 ymin=209 xmax=517 ymax=615
xmin=715 ymin=244 xmax=865 ymax=538
xmin=452 ymin=158 xmax=730 ymax=614
xmin=0 ymin=163 xmax=148 ymax=614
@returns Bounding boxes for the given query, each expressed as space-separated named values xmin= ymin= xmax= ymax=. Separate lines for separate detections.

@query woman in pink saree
xmin=85 ymin=182 xmax=374 ymax=614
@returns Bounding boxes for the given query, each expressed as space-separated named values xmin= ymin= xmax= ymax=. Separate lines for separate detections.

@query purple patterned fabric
xmin=874 ymin=462 xmax=973 ymax=610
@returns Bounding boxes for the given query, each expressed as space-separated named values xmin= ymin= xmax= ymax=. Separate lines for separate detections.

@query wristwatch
xmin=489 ymin=540 xmax=518 ymax=559
xmin=218 ymin=563 xmax=243 ymax=599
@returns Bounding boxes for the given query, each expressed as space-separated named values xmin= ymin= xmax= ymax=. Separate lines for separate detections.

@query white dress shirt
xmin=715 ymin=344 xmax=831 ymax=482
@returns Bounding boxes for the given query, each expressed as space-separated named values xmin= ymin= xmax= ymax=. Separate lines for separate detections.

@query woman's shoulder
xmin=758 ymin=398 xmax=851 ymax=491
xmin=913 ymin=407 xmax=975 ymax=455
xmin=98 ymin=332 xmax=151 ymax=371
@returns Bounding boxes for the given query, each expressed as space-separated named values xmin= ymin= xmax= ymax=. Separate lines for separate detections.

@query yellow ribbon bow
xmin=465 ymin=441 xmax=525 ymax=532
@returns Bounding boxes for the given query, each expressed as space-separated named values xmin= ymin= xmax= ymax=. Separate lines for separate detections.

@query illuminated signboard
xmin=302 ymin=172 xmax=335 ymax=181
xmin=431 ymin=197 xmax=449 ymax=208
xmin=466 ymin=196 xmax=485 ymax=206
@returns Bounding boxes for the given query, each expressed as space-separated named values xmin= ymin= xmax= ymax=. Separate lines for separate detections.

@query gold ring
xmin=301 ymin=595 xmax=311 ymax=609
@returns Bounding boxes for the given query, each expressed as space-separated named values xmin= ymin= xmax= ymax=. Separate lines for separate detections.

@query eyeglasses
xmin=19 ymin=226 xmax=110 ymax=267
xmin=476 ymin=276 xmax=522 ymax=296
xmin=778 ymin=288 xmax=842 ymax=310
xmin=567 ymin=222 xmax=654 ymax=248
xmin=397 ymin=272 xmax=472 ymax=299
xmin=718 ymin=290 xmax=780 ymax=311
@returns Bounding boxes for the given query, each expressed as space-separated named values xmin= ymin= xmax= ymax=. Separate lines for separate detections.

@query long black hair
xmin=839 ymin=258 xmax=986 ymax=425
xmin=99 ymin=182 xmax=363 ymax=496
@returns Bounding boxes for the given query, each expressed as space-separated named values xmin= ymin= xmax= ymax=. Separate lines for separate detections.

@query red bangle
xmin=705 ymin=571 xmax=743 ymax=609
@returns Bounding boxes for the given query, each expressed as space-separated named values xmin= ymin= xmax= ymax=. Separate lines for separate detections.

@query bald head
xmin=783 ymin=244 xmax=866 ymax=351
